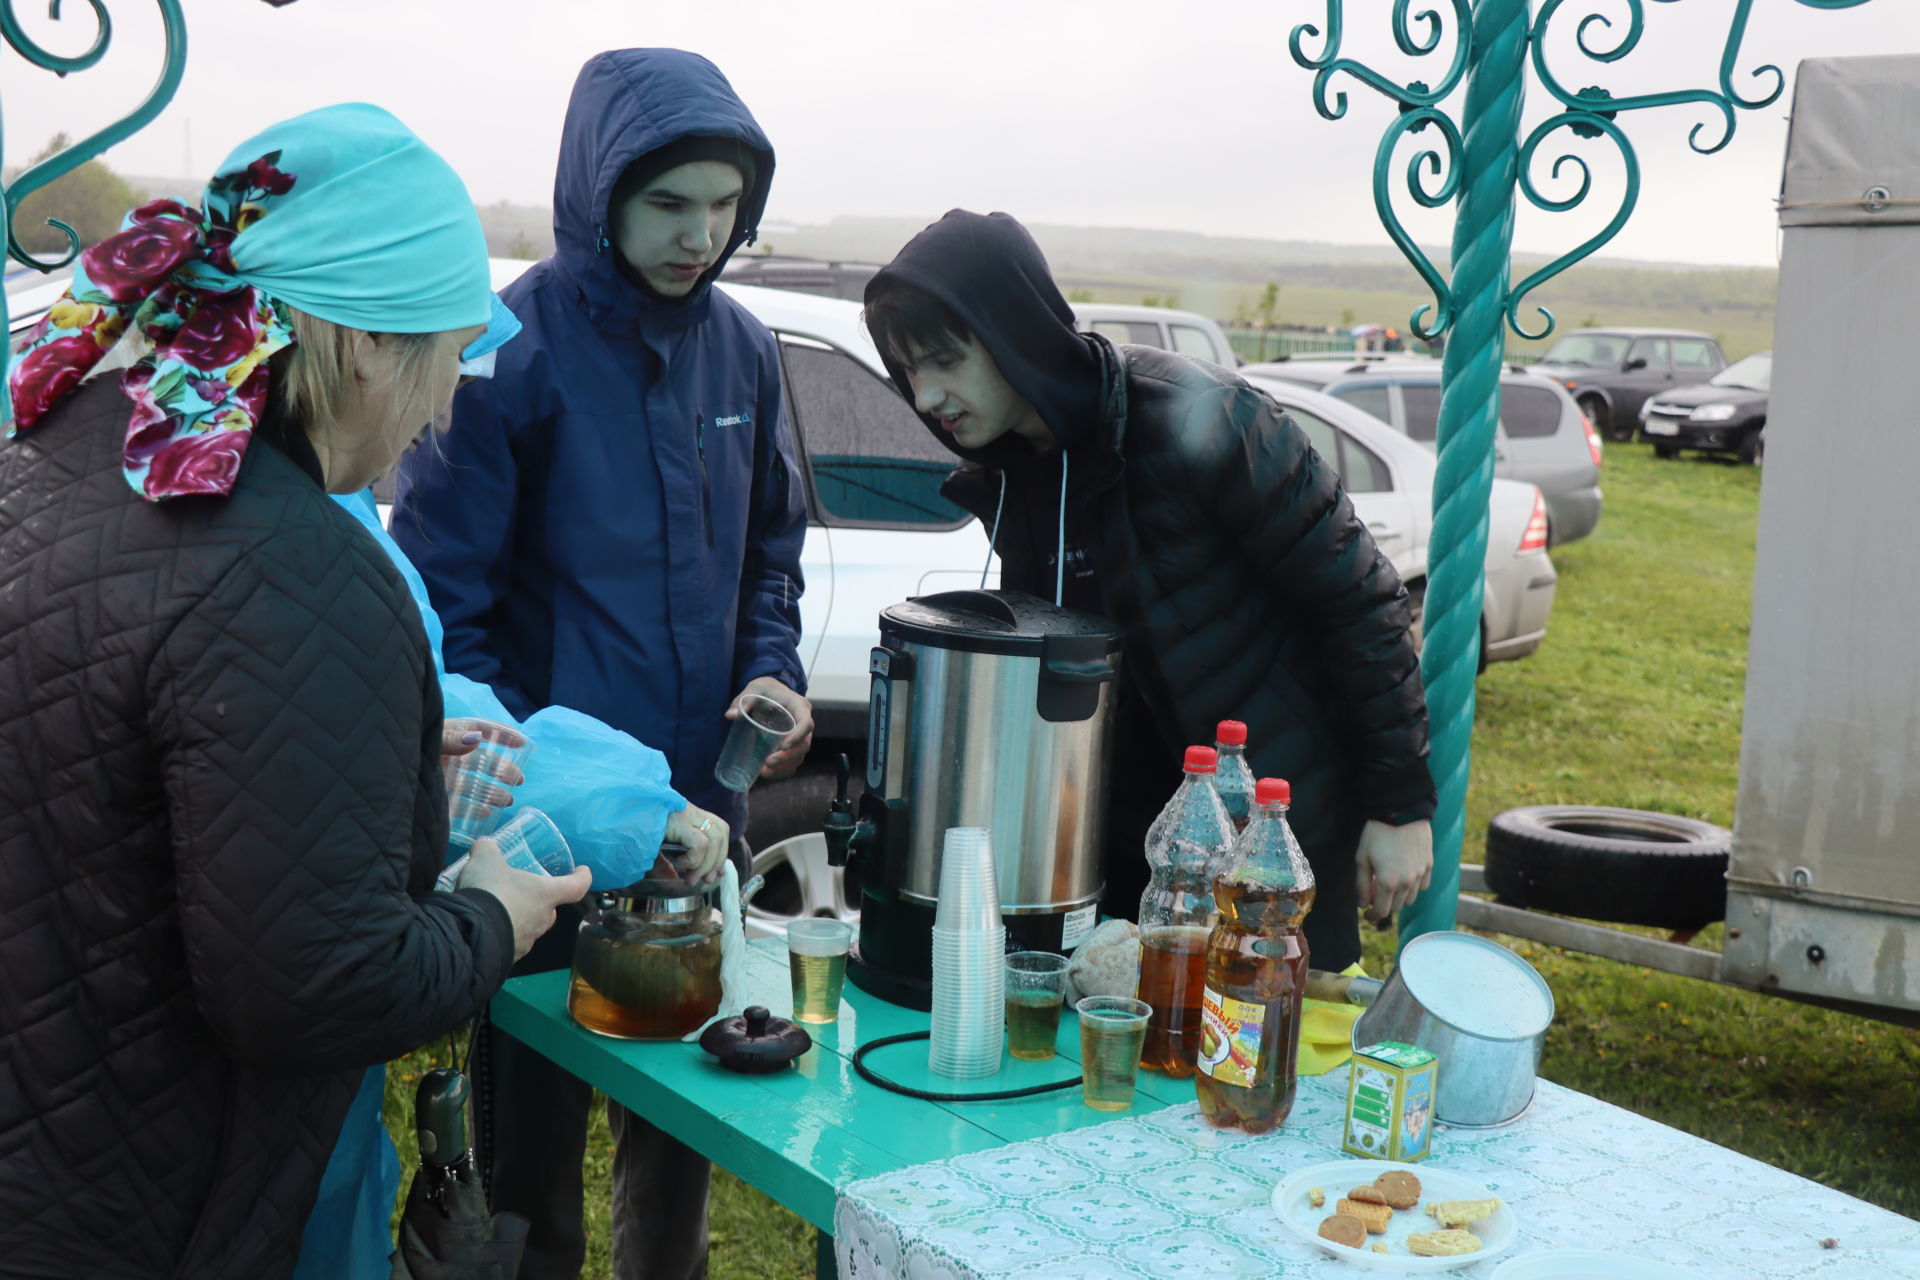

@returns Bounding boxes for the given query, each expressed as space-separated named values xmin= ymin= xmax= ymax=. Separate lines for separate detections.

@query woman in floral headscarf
xmin=0 ymin=104 xmax=589 ymax=1280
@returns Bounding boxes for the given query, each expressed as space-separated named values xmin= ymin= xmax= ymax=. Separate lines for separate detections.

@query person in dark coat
xmin=862 ymin=211 xmax=1436 ymax=970
xmin=392 ymin=49 xmax=810 ymax=1280
xmin=0 ymin=105 xmax=588 ymax=1280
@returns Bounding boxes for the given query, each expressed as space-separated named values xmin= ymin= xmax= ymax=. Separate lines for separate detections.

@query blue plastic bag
xmin=512 ymin=705 xmax=683 ymax=888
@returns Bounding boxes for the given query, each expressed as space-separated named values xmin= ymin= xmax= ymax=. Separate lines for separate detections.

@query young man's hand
xmin=728 ymin=676 xmax=813 ymax=780
xmin=1355 ymin=818 xmax=1433 ymax=925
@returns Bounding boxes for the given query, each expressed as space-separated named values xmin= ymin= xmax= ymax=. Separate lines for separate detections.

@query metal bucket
xmin=1351 ymin=931 xmax=1555 ymax=1128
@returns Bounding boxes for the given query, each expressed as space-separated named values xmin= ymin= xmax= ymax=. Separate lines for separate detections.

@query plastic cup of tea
xmin=1004 ymin=952 xmax=1069 ymax=1061
xmin=713 ymin=693 xmax=797 ymax=792
xmin=1076 ymin=996 xmax=1152 ymax=1112
xmin=787 ymin=919 xmax=854 ymax=1024
xmin=487 ymin=807 xmax=574 ymax=876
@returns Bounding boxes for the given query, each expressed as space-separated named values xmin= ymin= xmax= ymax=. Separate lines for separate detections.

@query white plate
xmin=1272 ymin=1160 xmax=1517 ymax=1272
xmin=1490 ymin=1250 xmax=1704 ymax=1279
xmin=1641 ymin=419 xmax=1679 ymax=436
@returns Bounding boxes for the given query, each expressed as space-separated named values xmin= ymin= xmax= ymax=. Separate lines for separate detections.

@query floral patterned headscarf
xmin=7 ymin=103 xmax=491 ymax=500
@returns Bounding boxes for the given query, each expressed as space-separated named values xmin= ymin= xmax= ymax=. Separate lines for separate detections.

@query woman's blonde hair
xmin=276 ymin=305 xmax=442 ymax=433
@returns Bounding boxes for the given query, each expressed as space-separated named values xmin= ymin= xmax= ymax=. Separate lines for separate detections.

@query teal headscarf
xmin=8 ymin=102 xmax=493 ymax=500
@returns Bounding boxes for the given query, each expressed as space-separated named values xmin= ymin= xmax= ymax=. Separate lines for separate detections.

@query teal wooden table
xmin=488 ymin=937 xmax=1194 ymax=1270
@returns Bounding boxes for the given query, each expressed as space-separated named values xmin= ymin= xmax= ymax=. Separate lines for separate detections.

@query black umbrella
xmin=390 ymin=1067 xmax=529 ymax=1280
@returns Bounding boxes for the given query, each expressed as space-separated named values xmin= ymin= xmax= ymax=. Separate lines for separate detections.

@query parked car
xmin=1529 ymin=326 xmax=1726 ymax=442
xmin=1247 ymin=358 xmax=1602 ymax=547
xmin=1638 ymin=351 xmax=1769 ymax=465
xmin=718 ymin=253 xmax=878 ymax=303
xmin=1070 ymin=302 xmax=1240 ymax=368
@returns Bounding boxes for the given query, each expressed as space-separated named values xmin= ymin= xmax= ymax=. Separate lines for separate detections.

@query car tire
xmin=743 ymin=768 xmax=858 ymax=938
xmin=1483 ymin=805 xmax=1731 ymax=930
xmin=1582 ymin=396 xmax=1630 ymax=443
xmin=1738 ymin=429 xmax=1763 ymax=467
xmin=1652 ymin=443 xmax=1679 ymax=459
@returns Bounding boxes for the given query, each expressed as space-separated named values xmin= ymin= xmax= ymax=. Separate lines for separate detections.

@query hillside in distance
xmin=472 ymin=205 xmax=1778 ymax=357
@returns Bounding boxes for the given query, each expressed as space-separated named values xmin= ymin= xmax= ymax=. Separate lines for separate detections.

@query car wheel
xmin=1652 ymin=443 xmax=1679 ymax=459
xmin=1483 ymin=805 xmax=1731 ymax=930
xmin=1738 ymin=429 xmax=1763 ymax=467
xmin=743 ymin=769 xmax=858 ymax=939
xmin=1581 ymin=396 xmax=1627 ymax=443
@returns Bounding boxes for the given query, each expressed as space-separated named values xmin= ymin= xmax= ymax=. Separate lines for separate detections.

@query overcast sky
xmin=6 ymin=0 xmax=1910 ymax=268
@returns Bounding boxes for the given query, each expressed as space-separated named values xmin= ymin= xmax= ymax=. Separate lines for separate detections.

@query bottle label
xmin=1196 ymin=984 xmax=1264 ymax=1086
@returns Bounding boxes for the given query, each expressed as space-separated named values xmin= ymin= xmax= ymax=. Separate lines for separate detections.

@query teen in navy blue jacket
xmin=393 ymin=49 xmax=810 ymax=1280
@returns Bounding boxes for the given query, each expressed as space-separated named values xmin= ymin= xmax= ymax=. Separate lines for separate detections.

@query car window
xmin=1089 ymin=320 xmax=1164 ymax=348
xmin=1671 ymin=339 xmax=1717 ymax=370
xmin=1400 ymin=384 xmax=1442 ymax=443
xmin=779 ymin=338 xmax=969 ymax=529
xmin=1331 ymin=384 xmax=1393 ymax=426
xmin=1499 ymin=384 xmax=1565 ymax=439
xmin=1541 ymin=333 xmax=1628 ymax=367
xmin=1171 ymin=324 xmax=1217 ymax=360
xmin=1282 ymin=405 xmax=1391 ymax=495
xmin=1627 ymin=338 xmax=1670 ymax=371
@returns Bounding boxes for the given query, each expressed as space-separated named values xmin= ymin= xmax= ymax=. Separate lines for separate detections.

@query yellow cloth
xmin=1297 ymin=963 xmax=1368 ymax=1076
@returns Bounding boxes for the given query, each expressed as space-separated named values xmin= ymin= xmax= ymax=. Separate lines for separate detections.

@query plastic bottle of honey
xmin=1195 ymin=777 xmax=1316 ymax=1131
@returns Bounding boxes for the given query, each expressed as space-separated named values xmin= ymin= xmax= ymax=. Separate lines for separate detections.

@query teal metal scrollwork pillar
xmin=1401 ymin=0 xmax=1529 ymax=944
xmin=1290 ymin=0 xmax=1875 ymax=948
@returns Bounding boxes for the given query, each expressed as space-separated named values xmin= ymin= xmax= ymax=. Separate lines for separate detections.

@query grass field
xmin=386 ymin=442 xmax=1917 ymax=1277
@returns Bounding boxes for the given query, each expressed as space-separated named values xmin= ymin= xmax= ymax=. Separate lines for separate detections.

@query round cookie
xmin=1374 ymin=1169 xmax=1422 ymax=1210
xmin=1317 ymin=1214 xmax=1368 ymax=1249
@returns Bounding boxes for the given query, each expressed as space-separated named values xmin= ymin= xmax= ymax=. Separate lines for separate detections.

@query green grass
xmin=387 ymin=442 xmax=1916 ymax=1276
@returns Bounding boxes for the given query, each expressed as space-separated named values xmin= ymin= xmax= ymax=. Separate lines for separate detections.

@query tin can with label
xmin=1342 ymin=1040 xmax=1437 ymax=1161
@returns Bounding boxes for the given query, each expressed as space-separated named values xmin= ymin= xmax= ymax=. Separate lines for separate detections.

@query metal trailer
xmin=1455 ymin=54 xmax=1920 ymax=1029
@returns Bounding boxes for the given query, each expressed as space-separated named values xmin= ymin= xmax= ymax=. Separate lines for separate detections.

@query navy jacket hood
xmin=868 ymin=210 xmax=1104 ymax=459
xmin=554 ymin=48 xmax=775 ymax=330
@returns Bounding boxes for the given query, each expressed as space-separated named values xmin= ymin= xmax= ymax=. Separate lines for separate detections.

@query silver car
xmin=1247 ymin=358 xmax=1603 ymax=547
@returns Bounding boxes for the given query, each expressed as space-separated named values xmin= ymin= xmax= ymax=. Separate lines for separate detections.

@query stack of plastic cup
xmin=444 ymin=721 xmax=535 ymax=851
xmin=928 ymin=826 xmax=1006 ymax=1079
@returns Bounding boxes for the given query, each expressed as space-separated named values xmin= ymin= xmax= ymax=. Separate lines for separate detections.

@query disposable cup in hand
xmin=1005 ymin=952 xmax=1069 ymax=1061
xmin=447 ymin=719 xmax=534 ymax=780
xmin=487 ymin=807 xmax=574 ymax=876
xmin=787 ymin=919 xmax=854 ymax=1024
xmin=1077 ymin=996 xmax=1151 ymax=1112
xmin=443 ymin=720 xmax=533 ymax=848
xmin=713 ymin=694 xmax=796 ymax=792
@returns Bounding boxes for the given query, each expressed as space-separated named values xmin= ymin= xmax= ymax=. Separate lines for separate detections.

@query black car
xmin=1530 ymin=327 xmax=1727 ymax=442
xmin=1637 ymin=352 xmax=1769 ymax=465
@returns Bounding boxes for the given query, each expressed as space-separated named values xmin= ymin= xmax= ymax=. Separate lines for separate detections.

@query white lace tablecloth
xmin=833 ymin=1074 xmax=1920 ymax=1279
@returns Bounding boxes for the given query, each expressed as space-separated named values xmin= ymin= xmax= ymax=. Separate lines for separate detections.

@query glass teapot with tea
xmin=568 ymin=846 xmax=725 ymax=1039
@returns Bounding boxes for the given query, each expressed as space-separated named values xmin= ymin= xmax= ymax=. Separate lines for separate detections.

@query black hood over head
xmin=866 ymin=210 xmax=1104 ymax=459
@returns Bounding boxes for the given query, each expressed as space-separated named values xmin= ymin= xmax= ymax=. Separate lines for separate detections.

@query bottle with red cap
xmin=1212 ymin=720 xmax=1255 ymax=832
xmin=1195 ymin=776 xmax=1317 ymax=1132
xmin=1136 ymin=745 xmax=1236 ymax=1077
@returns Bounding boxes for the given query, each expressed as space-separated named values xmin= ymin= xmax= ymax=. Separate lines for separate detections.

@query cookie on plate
xmin=1317 ymin=1214 xmax=1367 ymax=1249
xmin=1408 ymin=1228 xmax=1482 ymax=1257
xmin=1426 ymin=1197 xmax=1502 ymax=1227
xmin=1374 ymin=1169 xmax=1421 ymax=1209
xmin=1336 ymin=1196 xmax=1393 ymax=1234
xmin=1347 ymin=1183 xmax=1390 ymax=1205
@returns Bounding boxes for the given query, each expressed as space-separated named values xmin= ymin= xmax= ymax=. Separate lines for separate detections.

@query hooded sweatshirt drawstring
xmin=982 ymin=470 xmax=1007 ymax=590
xmin=1055 ymin=450 xmax=1069 ymax=607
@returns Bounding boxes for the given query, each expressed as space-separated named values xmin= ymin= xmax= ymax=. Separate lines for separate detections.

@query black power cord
xmin=851 ymin=1031 xmax=1082 ymax=1102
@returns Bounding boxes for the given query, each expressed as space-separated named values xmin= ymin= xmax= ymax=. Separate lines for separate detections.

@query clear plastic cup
xmin=1077 ymin=996 xmax=1152 ymax=1111
xmin=713 ymin=693 xmax=797 ymax=792
xmin=934 ymin=828 xmax=1000 ymax=931
xmin=1005 ymin=952 xmax=1070 ymax=1061
xmin=787 ymin=919 xmax=855 ymax=1024
xmin=443 ymin=720 xmax=533 ymax=849
xmin=488 ymin=807 xmax=574 ymax=876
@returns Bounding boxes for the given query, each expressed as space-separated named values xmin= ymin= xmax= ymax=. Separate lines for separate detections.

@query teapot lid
xmin=699 ymin=1006 xmax=812 ymax=1074
xmin=880 ymin=589 xmax=1121 ymax=658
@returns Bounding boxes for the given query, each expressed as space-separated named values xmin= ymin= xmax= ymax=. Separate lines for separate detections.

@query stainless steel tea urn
xmin=824 ymin=590 xmax=1122 ymax=1008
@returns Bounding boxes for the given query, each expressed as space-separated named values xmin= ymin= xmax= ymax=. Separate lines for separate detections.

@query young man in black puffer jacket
xmin=863 ymin=210 xmax=1436 ymax=970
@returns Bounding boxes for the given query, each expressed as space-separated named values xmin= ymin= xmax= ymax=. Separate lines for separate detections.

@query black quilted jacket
xmin=0 ymin=380 xmax=515 ymax=1279
xmin=943 ymin=341 xmax=1435 ymax=955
